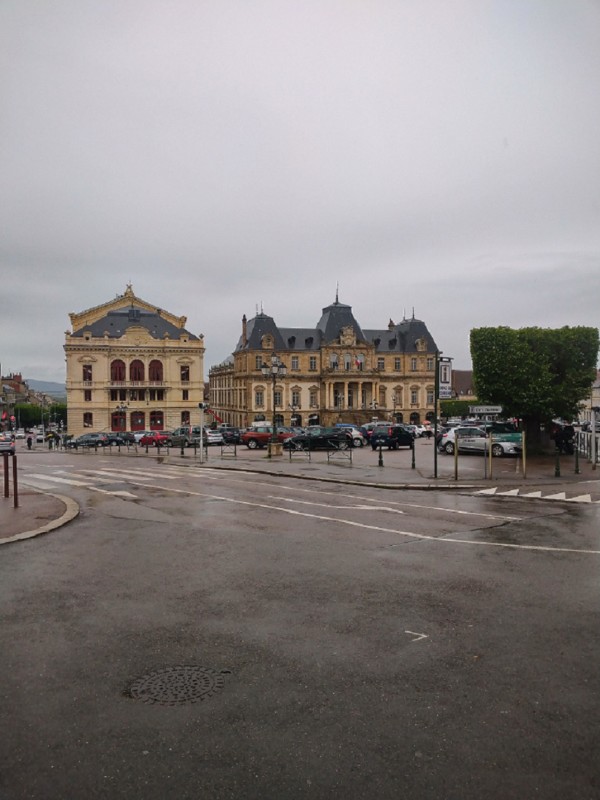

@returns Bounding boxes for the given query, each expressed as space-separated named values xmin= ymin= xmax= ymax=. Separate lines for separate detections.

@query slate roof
xmin=233 ymin=302 xmax=438 ymax=354
xmin=363 ymin=316 xmax=438 ymax=353
xmin=316 ymin=301 xmax=366 ymax=343
xmin=71 ymin=307 xmax=199 ymax=340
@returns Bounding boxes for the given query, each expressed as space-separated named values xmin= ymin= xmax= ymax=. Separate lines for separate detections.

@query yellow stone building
xmin=209 ymin=297 xmax=440 ymax=429
xmin=64 ymin=285 xmax=205 ymax=436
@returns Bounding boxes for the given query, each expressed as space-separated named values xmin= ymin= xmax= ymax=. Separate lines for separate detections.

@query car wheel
xmin=247 ymin=439 xmax=258 ymax=449
xmin=444 ymin=442 xmax=455 ymax=454
xmin=353 ymin=437 xmax=363 ymax=447
xmin=492 ymin=443 xmax=503 ymax=457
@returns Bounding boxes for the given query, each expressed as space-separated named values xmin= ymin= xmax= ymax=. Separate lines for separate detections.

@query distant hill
xmin=26 ymin=379 xmax=66 ymax=398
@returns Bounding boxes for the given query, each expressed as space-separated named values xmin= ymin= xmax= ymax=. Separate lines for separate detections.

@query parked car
xmin=221 ymin=427 xmax=242 ymax=444
xmin=370 ymin=425 xmax=414 ymax=450
xmin=68 ymin=432 xmax=110 ymax=449
xmin=334 ymin=425 xmax=366 ymax=447
xmin=139 ymin=431 xmax=173 ymax=447
xmin=171 ymin=426 xmax=202 ymax=447
xmin=133 ymin=430 xmax=152 ymax=443
xmin=359 ymin=421 xmax=396 ymax=441
xmin=411 ymin=424 xmax=428 ymax=437
xmin=283 ymin=426 xmax=351 ymax=451
xmin=204 ymin=429 xmax=224 ymax=446
xmin=0 ymin=432 xmax=16 ymax=455
xmin=438 ymin=426 xmax=522 ymax=457
xmin=241 ymin=426 xmax=295 ymax=449
xmin=105 ymin=432 xmax=135 ymax=446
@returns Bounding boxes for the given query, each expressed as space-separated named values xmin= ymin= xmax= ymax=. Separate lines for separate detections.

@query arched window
xmin=355 ymin=354 xmax=364 ymax=371
xmin=111 ymin=411 xmax=127 ymax=431
xmin=149 ymin=360 xmax=163 ymax=382
xmin=110 ymin=360 xmax=126 ymax=382
xmin=329 ymin=353 xmax=339 ymax=370
xmin=130 ymin=360 xmax=145 ymax=382
xmin=130 ymin=411 xmax=145 ymax=431
xmin=344 ymin=353 xmax=352 ymax=371
xmin=149 ymin=410 xmax=164 ymax=430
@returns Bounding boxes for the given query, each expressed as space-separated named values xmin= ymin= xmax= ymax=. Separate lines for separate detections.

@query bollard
xmin=3 ymin=452 xmax=9 ymax=498
xmin=12 ymin=454 xmax=18 ymax=508
xmin=411 ymin=440 xmax=416 ymax=469
xmin=575 ymin=441 xmax=580 ymax=474
xmin=378 ymin=441 xmax=384 ymax=467
xmin=554 ymin=448 xmax=561 ymax=478
xmin=180 ymin=444 xmax=185 ymax=457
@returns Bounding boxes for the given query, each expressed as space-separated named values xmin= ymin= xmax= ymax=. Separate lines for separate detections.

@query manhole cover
xmin=127 ymin=666 xmax=229 ymax=706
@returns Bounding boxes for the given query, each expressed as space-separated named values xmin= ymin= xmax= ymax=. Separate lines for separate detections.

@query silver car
xmin=439 ymin=426 xmax=522 ymax=457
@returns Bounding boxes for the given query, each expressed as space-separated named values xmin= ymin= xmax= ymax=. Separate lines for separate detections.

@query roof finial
xmin=412 ymin=306 xmax=415 ymax=319
xmin=335 ymin=282 xmax=339 ymax=304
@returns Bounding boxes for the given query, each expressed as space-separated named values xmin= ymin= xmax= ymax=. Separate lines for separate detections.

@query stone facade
xmin=209 ymin=298 xmax=441 ymax=429
xmin=64 ymin=285 xmax=205 ymax=436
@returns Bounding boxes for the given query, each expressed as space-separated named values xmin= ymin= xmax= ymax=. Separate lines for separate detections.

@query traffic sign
xmin=469 ymin=405 xmax=502 ymax=414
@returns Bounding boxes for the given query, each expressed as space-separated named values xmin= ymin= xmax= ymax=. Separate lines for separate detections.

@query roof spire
xmin=335 ymin=282 xmax=339 ymax=304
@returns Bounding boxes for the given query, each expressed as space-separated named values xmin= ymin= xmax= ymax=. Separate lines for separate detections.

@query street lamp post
xmin=261 ymin=354 xmax=287 ymax=458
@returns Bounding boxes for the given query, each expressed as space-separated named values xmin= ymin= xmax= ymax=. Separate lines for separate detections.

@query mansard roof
xmin=363 ymin=315 xmax=438 ymax=353
xmin=69 ymin=284 xmax=199 ymax=340
xmin=236 ymin=312 xmax=288 ymax=351
xmin=316 ymin=300 xmax=366 ymax=344
xmin=232 ymin=301 xmax=438 ymax=355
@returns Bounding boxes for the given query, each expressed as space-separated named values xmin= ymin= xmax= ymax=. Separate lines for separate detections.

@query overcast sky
xmin=2 ymin=0 xmax=599 ymax=383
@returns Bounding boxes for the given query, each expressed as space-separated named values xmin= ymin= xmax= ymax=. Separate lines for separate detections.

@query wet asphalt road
xmin=1 ymin=456 xmax=599 ymax=799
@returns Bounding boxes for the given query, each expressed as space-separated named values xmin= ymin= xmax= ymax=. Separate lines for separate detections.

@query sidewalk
xmin=1 ymin=442 xmax=598 ymax=544
xmin=0 ymin=487 xmax=79 ymax=544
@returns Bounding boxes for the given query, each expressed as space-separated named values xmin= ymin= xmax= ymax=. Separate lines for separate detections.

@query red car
xmin=241 ymin=426 xmax=295 ymax=449
xmin=139 ymin=431 xmax=173 ymax=447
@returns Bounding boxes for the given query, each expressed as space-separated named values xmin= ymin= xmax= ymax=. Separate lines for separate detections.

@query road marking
xmin=268 ymin=497 xmax=405 ymax=514
xmin=405 ymin=631 xmax=428 ymax=642
xmin=120 ymin=480 xmax=600 ymax=555
xmin=260 ymin=483 xmax=523 ymax=521
xmin=22 ymin=475 xmax=138 ymax=498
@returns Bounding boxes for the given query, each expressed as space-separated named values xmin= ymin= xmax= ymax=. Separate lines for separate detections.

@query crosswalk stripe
xmin=22 ymin=475 xmax=137 ymax=499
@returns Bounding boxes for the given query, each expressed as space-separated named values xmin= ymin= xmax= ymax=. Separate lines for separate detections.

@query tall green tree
xmin=470 ymin=326 xmax=599 ymax=447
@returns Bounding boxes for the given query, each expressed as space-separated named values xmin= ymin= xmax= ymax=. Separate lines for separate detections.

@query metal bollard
xmin=378 ymin=441 xmax=384 ymax=467
xmin=554 ymin=448 xmax=561 ymax=477
xmin=411 ymin=440 xmax=416 ymax=469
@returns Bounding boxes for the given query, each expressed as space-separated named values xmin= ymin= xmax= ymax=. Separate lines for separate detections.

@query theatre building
xmin=64 ymin=285 xmax=205 ymax=437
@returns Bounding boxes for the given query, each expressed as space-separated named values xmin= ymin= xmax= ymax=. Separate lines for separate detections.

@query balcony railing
xmin=108 ymin=380 xmax=166 ymax=387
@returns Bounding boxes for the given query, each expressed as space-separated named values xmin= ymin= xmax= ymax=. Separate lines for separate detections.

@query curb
xmin=0 ymin=491 xmax=80 ymax=545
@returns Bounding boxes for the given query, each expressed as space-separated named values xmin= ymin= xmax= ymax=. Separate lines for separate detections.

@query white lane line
xmin=75 ymin=468 xmax=179 ymax=480
xmin=266 ymin=484 xmax=523 ymax=521
xmin=22 ymin=476 xmax=137 ymax=499
xmin=180 ymin=471 xmax=524 ymax=521
xmin=268 ymin=497 xmax=405 ymax=514
xmin=122 ymin=480 xmax=600 ymax=555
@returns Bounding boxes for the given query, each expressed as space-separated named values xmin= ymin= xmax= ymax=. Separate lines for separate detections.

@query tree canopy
xmin=470 ymin=326 xmax=598 ymax=429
